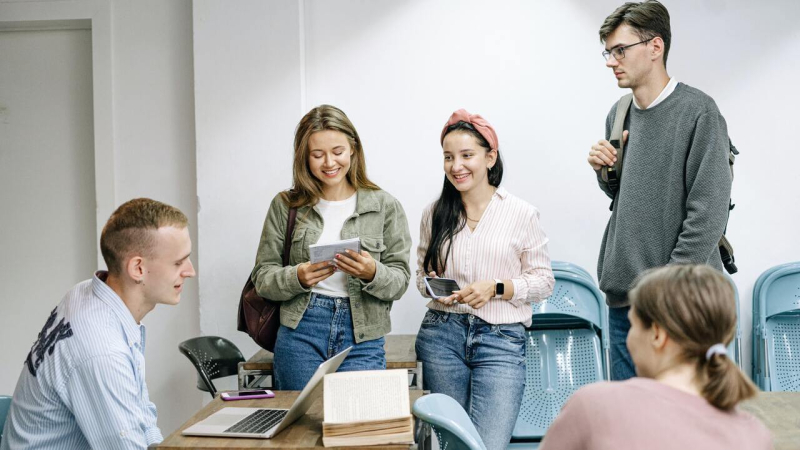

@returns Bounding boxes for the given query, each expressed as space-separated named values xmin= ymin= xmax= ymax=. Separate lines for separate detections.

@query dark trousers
xmin=608 ymin=305 xmax=636 ymax=380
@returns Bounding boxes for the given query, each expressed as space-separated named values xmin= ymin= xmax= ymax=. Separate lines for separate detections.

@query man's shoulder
xmin=59 ymin=284 xmax=131 ymax=358
xmin=22 ymin=279 xmax=129 ymax=381
xmin=673 ymin=83 xmax=721 ymax=115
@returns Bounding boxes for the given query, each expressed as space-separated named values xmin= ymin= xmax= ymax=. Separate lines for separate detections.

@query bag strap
xmin=281 ymin=208 xmax=298 ymax=267
xmin=601 ymin=93 xmax=634 ymax=208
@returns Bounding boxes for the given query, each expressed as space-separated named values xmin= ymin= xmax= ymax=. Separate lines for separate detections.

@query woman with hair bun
xmin=540 ymin=264 xmax=772 ymax=450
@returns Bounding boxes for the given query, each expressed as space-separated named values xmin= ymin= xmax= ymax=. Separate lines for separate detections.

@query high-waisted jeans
xmin=415 ymin=309 xmax=526 ymax=450
xmin=273 ymin=293 xmax=386 ymax=390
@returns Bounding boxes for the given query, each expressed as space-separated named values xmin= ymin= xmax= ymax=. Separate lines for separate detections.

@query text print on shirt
xmin=25 ymin=307 xmax=73 ymax=377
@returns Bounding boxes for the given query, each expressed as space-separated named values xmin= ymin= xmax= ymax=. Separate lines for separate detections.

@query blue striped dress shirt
xmin=1 ymin=271 xmax=163 ymax=449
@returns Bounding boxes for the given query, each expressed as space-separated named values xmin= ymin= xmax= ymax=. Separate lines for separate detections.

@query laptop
xmin=182 ymin=346 xmax=352 ymax=439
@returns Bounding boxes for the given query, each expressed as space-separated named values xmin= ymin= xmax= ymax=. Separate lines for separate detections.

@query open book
xmin=322 ymin=369 xmax=414 ymax=447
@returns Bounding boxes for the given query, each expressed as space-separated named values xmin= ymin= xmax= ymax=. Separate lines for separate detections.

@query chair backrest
xmin=750 ymin=264 xmax=799 ymax=386
xmin=512 ymin=328 xmax=603 ymax=441
xmin=0 ymin=395 xmax=11 ymax=444
xmin=178 ymin=336 xmax=245 ymax=397
xmin=412 ymin=394 xmax=486 ymax=450
xmin=755 ymin=265 xmax=800 ymax=391
xmin=550 ymin=261 xmax=595 ymax=285
xmin=512 ymin=271 xmax=609 ymax=441
xmin=724 ymin=274 xmax=741 ymax=368
xmin=532 ymin=271 xmax=606 ymax=332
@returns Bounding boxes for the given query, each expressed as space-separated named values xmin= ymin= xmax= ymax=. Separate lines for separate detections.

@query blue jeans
xmin=609 ymin=305 xmax=636 ymax=380
xmin=273 ymin=293 xmax=386 ymax=390
xmin=415 ymin=310 xmax=526 ymax=450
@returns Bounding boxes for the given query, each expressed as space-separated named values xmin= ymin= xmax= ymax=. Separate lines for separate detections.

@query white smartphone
xmin=423 ymin=277 xmax=461 ymax=299
xmin=220 ymin=389 xmax=275 ymax=401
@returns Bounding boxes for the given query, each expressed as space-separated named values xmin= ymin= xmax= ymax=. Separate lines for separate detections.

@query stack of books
xmin=322 ymin=369 xmax=415 ymax=447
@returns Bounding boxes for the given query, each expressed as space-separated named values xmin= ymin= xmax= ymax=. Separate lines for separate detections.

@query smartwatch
xmin=494 ymin=279 xmax=505 ymax=297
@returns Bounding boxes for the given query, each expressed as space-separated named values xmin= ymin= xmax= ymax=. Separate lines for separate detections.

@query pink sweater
xmin=540 ymin=378 xmax=772 ymax=450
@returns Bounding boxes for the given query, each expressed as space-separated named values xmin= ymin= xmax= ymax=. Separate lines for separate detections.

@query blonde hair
xmin=283 ymin=105 xmax=379 ymax=209
xmin=100 ymin=198 xmax=188 ymax=275
xmin=629 ymin=265 xmax=757 ymax=410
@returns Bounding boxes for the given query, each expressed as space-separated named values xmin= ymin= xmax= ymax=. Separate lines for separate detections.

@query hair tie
xmin=705 ymin=343 xmax=728 ymax=360
xmin=440 ymin=109 xmax=499 ymax=151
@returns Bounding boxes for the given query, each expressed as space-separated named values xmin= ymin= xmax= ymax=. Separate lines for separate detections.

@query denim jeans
xmin=273 ymin=293 xmax=386 ymax=390
xmin=415 ymin=310 xmax=526 ymax=450
xmin=609 ymin=305 xmax=636 ymax=381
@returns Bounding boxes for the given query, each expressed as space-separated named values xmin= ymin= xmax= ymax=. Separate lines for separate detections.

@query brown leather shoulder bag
xmin=237 ymin=207 xmax=297 ymax=351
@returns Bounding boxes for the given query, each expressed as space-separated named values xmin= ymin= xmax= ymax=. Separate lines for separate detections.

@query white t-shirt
xmin=312 ymin=193 xmax=357 ymax=298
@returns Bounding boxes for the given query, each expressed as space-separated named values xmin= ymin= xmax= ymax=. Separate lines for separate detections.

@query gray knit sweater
xmin=596 ymin=83 xmax=732 ymax=307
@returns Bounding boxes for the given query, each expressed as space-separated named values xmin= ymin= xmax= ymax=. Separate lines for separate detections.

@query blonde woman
xmin=251 ymin=105 xmax=411 ymax=390
xmin=541 ymin=265 xmax=772 ymax=450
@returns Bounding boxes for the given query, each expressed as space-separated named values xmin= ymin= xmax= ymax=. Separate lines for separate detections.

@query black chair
xmin=179 ymin=336 xmax=245 ymax=398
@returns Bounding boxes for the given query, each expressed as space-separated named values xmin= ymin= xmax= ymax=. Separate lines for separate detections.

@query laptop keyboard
xmin=225 ymin=409 xmax=288 ymax=434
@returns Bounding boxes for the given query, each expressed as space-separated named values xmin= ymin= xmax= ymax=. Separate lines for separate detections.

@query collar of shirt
xmin=632 ymin=77 xmax=678 ymax=110
xmin=495 ymin=186 xmax=508 ymax=200
xmin=92 ymin=271 xmax=145 ymax=350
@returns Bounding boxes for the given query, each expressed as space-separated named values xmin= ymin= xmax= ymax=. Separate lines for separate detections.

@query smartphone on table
xmin=423 ymin=277 xmax=461 ymax=299
xmin=220 ymin=389 xmax=275 ymax=401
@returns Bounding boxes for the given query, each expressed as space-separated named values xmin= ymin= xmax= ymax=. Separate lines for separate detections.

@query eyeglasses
xmin=602 ymin=37 xmax=654 ymax=61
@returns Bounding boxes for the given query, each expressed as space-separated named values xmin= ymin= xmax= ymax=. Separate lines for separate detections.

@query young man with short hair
xmin=587 ymin=1 xmax=733 ymax=380
xmin=1 ymin=198 xmax=196 ymax=449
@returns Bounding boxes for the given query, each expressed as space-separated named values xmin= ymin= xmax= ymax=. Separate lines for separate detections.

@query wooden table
xmin=239 ymin=335 xmax=422 ymax=390
xmin=741 ymin=392 xmax=800 ymax=450
xmin=154 ymin=390 xmax=429 ymax=450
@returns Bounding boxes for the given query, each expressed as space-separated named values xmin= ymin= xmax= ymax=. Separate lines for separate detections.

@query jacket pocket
xmin=361 ymin=236 xmax=387 ymax=260
xmin=288 ymin=227 xmax=307 ymax=264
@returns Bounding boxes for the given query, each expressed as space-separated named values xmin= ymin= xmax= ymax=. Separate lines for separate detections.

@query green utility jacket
xmin=251 ymin=189 xmax=412 ymax=343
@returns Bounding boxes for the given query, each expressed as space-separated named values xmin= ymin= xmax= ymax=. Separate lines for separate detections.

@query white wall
xmin=0 ymin=27 xmax=96 ymax=395
xmin=2 ymin=0 xmax=798 ymax=439
xmin=193 ymin=0 xmax=302 ymax=356
xmin=195 ymin=0 xmax=800 ymax=378
xmin=0 ymin=0 xmax=202 ymax=436
xmin=111 ymin=0 xmax=203 ymax=435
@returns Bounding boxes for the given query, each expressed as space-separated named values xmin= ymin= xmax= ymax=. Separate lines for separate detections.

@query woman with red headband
xmin=414 ymin=109 xmax=555 ymax=449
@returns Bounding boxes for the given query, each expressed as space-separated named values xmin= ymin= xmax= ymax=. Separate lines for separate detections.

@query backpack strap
xmin=719 ymin=139 xmax=739 ymax=274
xmin=601 ymin=93 xmax=633 ymax=209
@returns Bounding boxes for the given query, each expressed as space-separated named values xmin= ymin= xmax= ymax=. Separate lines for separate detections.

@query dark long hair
xmin=422 ymin=122 xmax=503 ymax=274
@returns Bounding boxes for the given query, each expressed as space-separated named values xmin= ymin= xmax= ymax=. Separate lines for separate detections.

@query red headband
xmin=440 ymin=109 xmax=499 ymax=151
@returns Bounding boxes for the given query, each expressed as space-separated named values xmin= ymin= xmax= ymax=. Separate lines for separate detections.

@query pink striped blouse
xmin=416 ymin=187 xmax=555 ymax=326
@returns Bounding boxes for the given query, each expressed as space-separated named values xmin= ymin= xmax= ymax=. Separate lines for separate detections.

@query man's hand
xmin=297 ymin=261 xmax=335 ymax=288
xmin=588 ymin=130 xmax=628 ymax=171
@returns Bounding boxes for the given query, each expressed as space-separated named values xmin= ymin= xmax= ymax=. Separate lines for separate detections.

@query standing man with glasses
xmin=588 ymin=1 xmax=733 ymax=380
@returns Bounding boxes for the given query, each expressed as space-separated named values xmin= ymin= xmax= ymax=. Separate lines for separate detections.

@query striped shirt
xmin=416 ymin=187 xmax=555 ymax=326
xmin=1 ymin=272 xmax=162 ymax=450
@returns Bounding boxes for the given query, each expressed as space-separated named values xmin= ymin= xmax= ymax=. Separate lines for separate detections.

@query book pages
xmin=323 ymin=369 xmax=410 ymax=424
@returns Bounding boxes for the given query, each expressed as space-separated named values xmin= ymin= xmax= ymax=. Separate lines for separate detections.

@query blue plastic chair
xmin=752 ymin=262 xmax=800 ymax=387
xmin=511 ymin=271 xmax=609 ymax=444
xmin=752 ymin=264 xmax=800 ymax=391
xmin=0 ymin=395 xmax=11 ymax=444
xmin=550 ymin=261 xmax=595 ymax=285
xmin=724 ymin=274 xmax=742 ymax=368
xmin=412 ymin=393 xmax=487 ymax=450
